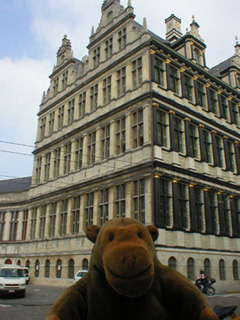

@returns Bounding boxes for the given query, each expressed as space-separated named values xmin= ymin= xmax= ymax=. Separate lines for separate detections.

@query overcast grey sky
xmin=0 ymin=0 xmax=239 ymax=180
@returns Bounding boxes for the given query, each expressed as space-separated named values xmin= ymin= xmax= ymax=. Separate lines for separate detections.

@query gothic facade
xmin=0 ymin=0 xmax=240 ymax=286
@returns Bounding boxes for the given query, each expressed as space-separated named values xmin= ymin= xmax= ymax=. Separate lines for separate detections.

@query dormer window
xmin=193 ymin=48 xmax=201 ymax=64
xmin=237 ymin=75 xmax=240 ymax=88
xmin=107 ymin=11 xmax=113 ymax=24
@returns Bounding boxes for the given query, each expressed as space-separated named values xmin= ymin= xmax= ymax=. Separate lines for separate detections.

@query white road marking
xmin=0 ymin=304 xmax=11 ymax=308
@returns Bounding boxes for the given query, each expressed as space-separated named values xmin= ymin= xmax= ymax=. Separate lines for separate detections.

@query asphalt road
xmin=0 ymin=284 xmax=239 ymax=320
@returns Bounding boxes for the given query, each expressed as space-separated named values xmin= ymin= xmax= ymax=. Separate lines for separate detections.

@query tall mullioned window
xmin=173 ymin=116 xmax=184 ymax=153
xmin=35 ymin=157 xmax=42 ymax=185
xmin=208 ymin=88 xmax=218 ymax=114
xmin=115 ymin=184 xmax=126 ymax=218
xmin=60 ymin=200 xmax=68 ymax=236
xmin=214 ymin=135 xmax=224 ymax=167
xmin=132 ymin=109 xmax=144 ymax=148
xmin=30 ymin=208 xmax=37 ymax=240
xmin=195 ymin=81 xmax=206 ymax=108
xmin=133 ymin=179 xmax=145 ymax=223
xmin=182 ymin=73 xmax=193 ymax=101
xmin=64 ymin=143 xmax=72 ymax=175
xmin=230 ymin=101 xmax=239 ymax=126
xmin=99 ymin=189 xmax=109 ymax=226
xmin=53 ymin=148 xmax=61 ymax=178
xmin=68 ymin=99 xmax=75 ymax=125
xmin=40 ymin=117 xmax=46 ymax=140
xmin=105 ymin=37 xmax=113 ymax=59
xmin=159 ymin=179 xmax=171 ymax=226
xmin=53 ymin=78 xmax=59 ymax=95
xmin=189 ymin=187 xmax=203 ymax=232
xmin=62 ymin=71 xmax=68 ymax=90
xmin=208 ymin=191 xmax=217 ymax=234
xmin=116 ymin=117 xmax=126 ymax=154
xmin=200 ymin=128 xmax=212 ymax=163
xmin=90 ymin=84 xmax=98 ymax=112
xmin=168 ymin=65 xmax=179 ymax=94
xmin=48 ymin=111 xmax=55 ymax=135
xmin=44 ymin=153 xmax=51 ymax=181
xmin=118 ymin=27 xmax=126 ymax=50
xmin=9 ymin=211 xmax=19 ymax=241
xmin=173 ymin=182 xmax=188 ymax=229
xmin=103 ymin=76 xmax=111 ymax=104
xmin=39 ymin=205 xmax=47 ymax=239
xmin=117 ymin=67 xmax=126 ymax=97
xmin=188 ymin=123 xmax=199 ymax=158
xmin=78 ymin=92 xmax=86 ymax=118
xmin=156 ymin=109 xmax=168 ymax=147
xmin=72 ymin=196 xmax=80 ymax=235
xmin=225 ymin=140 xmax=236 ymax=172
xmin=22 ymin=210 xmax=28 ymax=241
xmin=101 ymin=125 xmax=110 ymax=160
xmin=85 ymin=193 xmax=94 ymax=229
xmin=219 ymin=95 xmax=229 ymax=120
xmin=0 ymin=212 xmax=6 ymax=241
xmin=93 ymin=47 xmax=100 ymax=67
xmin=153 ymin=56 xmax=164 ymax=86
xmin=132 ymin=57 xmax=142 ymax=88
xmin=87 ymin=132 xmax=96 ymax=165
xmin=49 ymin=203 xmax=57 ymax=238
xmin=58 ymin=106 xmax=64 ymax=130
xmin=75 ymin=137 xmax=83 ymax=170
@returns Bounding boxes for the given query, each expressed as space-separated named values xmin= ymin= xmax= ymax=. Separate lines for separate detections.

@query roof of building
xmin=0 ymin=177 xmax=32 ymax=193
xmin=209 ymin=57 xmax=232 ymax=77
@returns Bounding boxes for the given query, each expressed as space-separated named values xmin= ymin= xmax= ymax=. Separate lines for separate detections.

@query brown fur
xmin=46 ymin=218 xmax=217 ymax=320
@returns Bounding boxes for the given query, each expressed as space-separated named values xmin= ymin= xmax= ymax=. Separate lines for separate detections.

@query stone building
xmin=0 ymin=0 xmax=240 ymax=286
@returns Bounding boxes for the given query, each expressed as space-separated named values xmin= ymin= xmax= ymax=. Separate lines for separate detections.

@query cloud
xmin=0 ymin=56 xmax=52 ymax=179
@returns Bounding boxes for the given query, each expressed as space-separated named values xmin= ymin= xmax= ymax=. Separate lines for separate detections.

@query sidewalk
xmin=214 ymin=282 xmax=240 ymax=294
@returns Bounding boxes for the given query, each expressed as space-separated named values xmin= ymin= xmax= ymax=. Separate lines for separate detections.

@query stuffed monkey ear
xmin=87 ymin=225 xmax=101 ymax=243
xmin=146 ymin=225 xmax=159 ymax=242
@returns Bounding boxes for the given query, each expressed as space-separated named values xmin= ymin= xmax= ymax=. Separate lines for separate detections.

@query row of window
xmin=39 ymin=56 xmax=143 ymax=141
xmin=22 ymin=256 xmax=240 ymax=281
xmin=36 ymin=109 xmax=143 ymax=184
xmin=51 ymin=26 xmax=127 ymax=98
xmin=26 ymin=258 xmax=89 ymax=279
xmin=0 ymin=179 xmax=145 ymax=241
xmin=153 ymin=55 xmax=240 ymax=125
xmin=169 ymin=257 xmax=240 ymax=281
xmin=154 ymin=178 xmax=240 ymax=237
xmin=155 ymin=108 xmax=240 ymax=174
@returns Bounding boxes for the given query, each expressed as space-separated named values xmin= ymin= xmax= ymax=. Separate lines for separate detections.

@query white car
xmin=74 ymin=270 xmax=88 ymax=283
xmin=0 ymin=265 xmax=26 ymax=298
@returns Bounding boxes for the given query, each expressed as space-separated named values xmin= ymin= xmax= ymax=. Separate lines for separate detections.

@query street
xmin=0 ymin=284 xmax=240 ymax=320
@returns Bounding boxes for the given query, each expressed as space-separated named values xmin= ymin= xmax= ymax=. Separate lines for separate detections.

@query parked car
xmin=0 ymin=265 xmax=26 ymax=298
xmin=74 ymin=270 xmax=88 ymax=283
xmin=22 ymin=267 xmax=30 ymax=284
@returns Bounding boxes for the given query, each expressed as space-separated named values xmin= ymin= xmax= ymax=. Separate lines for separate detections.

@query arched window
xmin=204 ymin=258 xmax=211 ymax=278
xmin=5 ymin=259 xmax=12 ymax=264
xmin=35 ymin=260 xmax=40 ymax=277
xmin=194 ymin=48 xmax=201 ymax=64
xmin=107 ymin=11 xmax=113 ymax=24
xmin=82 ymin=259 xmax=89 ymax=270
xmin=168 ymin=257 xmax=177 ymax=270
xmin=233 ymin=260 xmax=239 ymax=280
xmin=219 ymin=259 xmax=226 ymax=280
xmin=45 ymin=260 xmax=50 ymax=278
xmin=17 ymin=260 xmax=21 ymax=266
xmin=68 ymin=259 xmax=75 ymax=279
xmin=26 ymin=260 xmax=30 ymax=269
xmin=187 ymin=258 xmax=195 ymax=281
xmin=56 ymin=259 xmax=62 ymax=278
